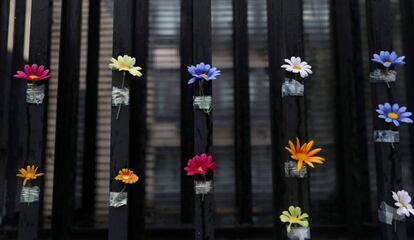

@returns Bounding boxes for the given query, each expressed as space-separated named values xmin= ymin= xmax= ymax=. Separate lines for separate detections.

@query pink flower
xmin=14 ymin=64 xmax=50 ymax=82
xmin=184 ymin=153 xmax=217 ymax=176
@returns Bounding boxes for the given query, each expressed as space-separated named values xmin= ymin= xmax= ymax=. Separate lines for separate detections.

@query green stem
xmin=120 ymin=184 xmax=127 ymax=193
xmin=116 ymin=72 xmax=126 ymax=120
xmin=199 ymin=79 xmax=205 ymax=97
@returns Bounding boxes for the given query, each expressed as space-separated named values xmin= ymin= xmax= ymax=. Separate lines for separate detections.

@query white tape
xmin=370 ymin=69 xmax=397 ymax=83
xmin=378 ymin=201 xmax=405 ymax=225
xmin=282 ymin=79 xmax=304 ymax=97
xmin=109 ymin=191 xmax=128 ymax=208
xmin=20 ymin=186 xmax=40 ymax=203
xmin=287 ymin=227 xmax=310 ymax=240
xmin=112 ymin=87 xmax=130 ymax=106
xmin=194 ymin=180 xmax=213 ymax=195
xmin=193 ymin=96 xmax=212 ymax=110
xmin=26 ymin=83 xmax=45 ymax=104
xmin=373 ymin=130 xmax=400 ymax=143
xmin=284 ymin=161 xmax=307 ymax=178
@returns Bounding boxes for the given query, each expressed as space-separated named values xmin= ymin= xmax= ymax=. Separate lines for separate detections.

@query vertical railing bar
xmin=267 ymin=0 xmax=309 ymax=238
xmin=331 ymin=0 xmax=370 ymax=238
xmin=5 ymin=0 xmax=28 ymax=227
xmin=51 ymin=0 xmax=82 ymax=239
xmin=80 ymin=0 xmax=100 ymax=225
xmin=180 ymin=0 xmax=195 ymax=224
xmin=193 ymin=0 xmax=214 ymax=239
xmin=108 ymin=0 xmax=134 ymax=239
xmin=399 ymin=0 xmax=414 ymax=194
xmin=129 ymin=0 xmax=148 ymax=238
xmin=366 ymin=0 xmax=407 ymax=239
xmin=17 ymin=0 xmax=52 ymax=238
xmin=266 ymin=0 xmax=285 ymax=237
xmin=232 ymin=0 xmax=252 ymax=225
xmin=0 ymin=0 xmax=11 ymax=225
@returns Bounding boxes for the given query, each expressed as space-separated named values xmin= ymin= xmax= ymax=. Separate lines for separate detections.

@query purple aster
xmin=372 ymin=51 xmax=405 ymax=68
xmin=376 ymin=103 xmax=413 ymax=127
xmin=187 ymin=62 xmax=221 ymax=85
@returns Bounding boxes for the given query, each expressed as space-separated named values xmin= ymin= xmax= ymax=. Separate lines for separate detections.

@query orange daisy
xmin=16 ymin=165 xmax=44 ymax=186
xmin=115 ymin=168 xmax=139 ymax=184
xmin=285 ymin=138 xmax=325 ymax=171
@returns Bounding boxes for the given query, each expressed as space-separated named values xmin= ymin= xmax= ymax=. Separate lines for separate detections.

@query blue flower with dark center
xmin=377 ymin=103 xmax=413 ymax=127
xmin=187 ymin=62 xmax=221 ymax=85
xmin=372 ymin=51 xmax=405 ymax=68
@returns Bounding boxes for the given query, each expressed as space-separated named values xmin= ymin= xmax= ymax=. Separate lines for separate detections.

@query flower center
xmin=293 ymin=65 xmax=302 ymax=70
xmin=197 ymin=166 xmax=204 ymax=172
xmin=26 ymin=172 xmax=35 ymax=179
xmin=122 ymin=175 xmax=131 ymax=180
xmin=29 ymin=75 xmax=39 ymax=80
xmin=384 ymin=61 xmax=392 ymax=65
xmin=289 ymin=217 xmax=299 ymax=223
xmin=296 ymin=153 xmax=308 ymax=161
xmin=200 ymin=74 xmax=209 ymax=79
xmin=120 ymin=65 xmax=131 ymax=71
xmin=387 ymin=112 xmax=399 ymax=120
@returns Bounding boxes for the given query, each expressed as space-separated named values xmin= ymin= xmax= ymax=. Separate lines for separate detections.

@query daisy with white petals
xmin=281 ymin=57 xmax=313 ymax=78
xmin=392 ymin=190 xmax=414 ymax=217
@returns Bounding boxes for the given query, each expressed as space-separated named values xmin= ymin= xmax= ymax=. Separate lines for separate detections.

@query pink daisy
xmin=184 ymin=153 xmax=217 ymax=176
xmin=14 ymin=64 xmax=50 ymax=82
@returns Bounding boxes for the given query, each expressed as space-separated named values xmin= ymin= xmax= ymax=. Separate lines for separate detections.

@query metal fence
xmin=1 ymin=0 xmax=414 ymax=239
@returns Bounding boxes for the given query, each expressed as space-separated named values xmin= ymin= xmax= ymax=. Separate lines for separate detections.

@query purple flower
xmin=187 ymin=62 xmax=221 ymax=85
xmin=372 ymin=51 xmax=405 ymax=68
xmin=377 ymin=103 xmax=413 ymax=127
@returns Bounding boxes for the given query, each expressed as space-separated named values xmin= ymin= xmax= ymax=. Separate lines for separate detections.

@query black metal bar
xmin=366 ymin=0 xmax=407 ymax=239
xmin=331 ymin=0 xmax=370 ymax=239
xmin=232 ymin=0 xmax=252 ymax=225
xmin=0 ymin=0 xmax=11 ymax=223
xmin=267 ymin=0 xmax=309 ymax=238
xmin=17 ymin=0 xmax=52 ymax=239
xmin=192 ymin=0 xmax=214 ymax=239
xmin=280 ymin=0 xmax=308 ymax=212
xmin=51 ymin=0 xmax=82 ymax=238
xmin=5 ymin=0 xmax=28 ymax=227
xmin=180 ymin=0 xmax=195 ymax=224
xmin=128 ymin=0 xmax=148 ymax=238
xmin=80 ymin=0 xmax=100 ymax=225
xmin=399 ymin=0 xmax=414 ymax=193
xmin=266 ymin=0 xmax=285 ymax=237
xmin=108 ymin=0 xmax=135 ymax=239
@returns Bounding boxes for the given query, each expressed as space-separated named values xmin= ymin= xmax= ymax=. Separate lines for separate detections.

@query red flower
xmin=14 ymin=64 xmax=50 ymax=82
xmin=184 ymin=153 xmax=217 ymax=176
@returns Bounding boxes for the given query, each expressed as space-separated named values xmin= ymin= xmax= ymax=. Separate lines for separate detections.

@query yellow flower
xmin=16 ymin=165 xmax=44 ymax=186
xmin=109 ymin=55 xmax=143 ymax=77
xmin=115 ymin=168 xmax=139 ymax=184
xmin=285 ymin=138 xmax=326 ymax=171
xmin=280 ymin=206 xmax=309 ymax=232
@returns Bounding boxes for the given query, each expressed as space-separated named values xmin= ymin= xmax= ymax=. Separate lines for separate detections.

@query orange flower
xmin=115 ymin=168 xmax=139 ymax=184
xmin=285 ymin=138 xmax=326 ymax=171
xmin=16 ymin=165 xmax=44 ymax=186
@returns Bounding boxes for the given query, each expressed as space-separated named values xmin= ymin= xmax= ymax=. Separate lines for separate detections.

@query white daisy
xmin=392 ymin=190 xmax=414 ymax=217
xmin=281 ymin=56 xmax=313 ymax=78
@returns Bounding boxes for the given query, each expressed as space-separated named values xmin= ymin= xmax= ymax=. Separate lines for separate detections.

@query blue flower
xmin=372 ymin=51 xmax=405 ymax=68
xmin=377 ymin=103 xmax=413 ymax=127
xmin=187 ymin=62 xmax=221 ymax=85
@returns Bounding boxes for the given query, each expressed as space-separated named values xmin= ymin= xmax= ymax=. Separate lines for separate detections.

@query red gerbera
xmin=14 ymin=64 xmax=50 ymax=82
xmin=184 ymin=153 xmax=217 ymax=176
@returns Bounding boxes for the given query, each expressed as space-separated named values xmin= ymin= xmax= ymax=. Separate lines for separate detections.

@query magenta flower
xmin=14 ymin=64 xmax=50 ymax=82
xmin=184 ymin=153 xmax=217 ymax=176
